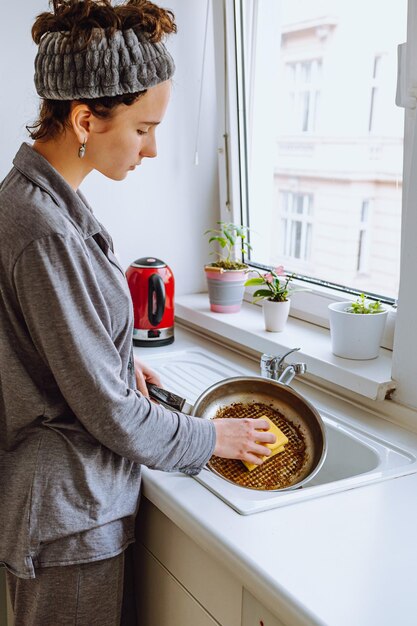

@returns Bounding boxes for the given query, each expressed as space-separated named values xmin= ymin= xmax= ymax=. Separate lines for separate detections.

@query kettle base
xmin=132 ymin=325 xmax=174 ymax=347
xmin=133 ymin=336 xmax=175 ymax=348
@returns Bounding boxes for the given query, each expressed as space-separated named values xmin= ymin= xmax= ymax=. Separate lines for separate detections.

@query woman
xmin=0 ymin=1 xmax=275 ymax=624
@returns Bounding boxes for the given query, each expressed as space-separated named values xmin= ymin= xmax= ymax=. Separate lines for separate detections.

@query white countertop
xmin=135 ymin=325 xmax=417 ymax=626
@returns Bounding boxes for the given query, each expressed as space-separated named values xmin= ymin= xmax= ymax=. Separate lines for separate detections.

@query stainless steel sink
xmin=307 ymin=415 xmax=412 ymax=486
xmin=144 ymin=348 xmax=417 ymax=514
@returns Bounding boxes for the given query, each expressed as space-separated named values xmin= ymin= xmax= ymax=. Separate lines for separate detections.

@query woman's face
xmin=85 ymin=80 xmax=172 ymax=180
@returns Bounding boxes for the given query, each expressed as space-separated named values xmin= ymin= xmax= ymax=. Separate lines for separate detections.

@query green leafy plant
xmin=205 ymin=221 xmax=251 ymax=270
xmin=345 ymin=293 xmax=385 ymax=314
xmin=244 ymin=266 xmax=296 ymax=302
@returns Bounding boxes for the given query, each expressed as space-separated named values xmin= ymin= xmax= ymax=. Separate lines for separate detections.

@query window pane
xmin=240 ymin=0 xmax=406 ymax=299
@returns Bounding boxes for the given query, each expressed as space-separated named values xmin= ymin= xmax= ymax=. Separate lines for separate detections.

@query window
xmin=357 ymin=200 xmax=371 ymax=273
xmin=227 ymin=0 xmax=406 ymax=302
xmin=286 ymin=59 xmax=321 ymax=133
xmin=214 ymin=0 xmax=417 ymax=409
xmin=369 ymin=55 xmax=382 ymax=132
xmin=280 ymin=191 xmax=313 ymax=261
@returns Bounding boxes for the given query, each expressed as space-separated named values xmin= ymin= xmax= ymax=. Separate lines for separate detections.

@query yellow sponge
xmin=242 ymin=416 xmax=288 ymax=471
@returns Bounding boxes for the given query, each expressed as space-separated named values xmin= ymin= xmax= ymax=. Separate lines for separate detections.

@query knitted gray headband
xmin=34 ymin=28 xmax=175 ymax=100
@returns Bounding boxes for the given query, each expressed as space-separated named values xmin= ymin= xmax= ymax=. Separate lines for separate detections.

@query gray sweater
xmin=0 ymin=143 xmax=215 ymax=579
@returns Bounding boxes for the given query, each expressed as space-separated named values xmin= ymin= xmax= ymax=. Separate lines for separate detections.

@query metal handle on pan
xmin=146 ymin=383 xmax=187 ymax=411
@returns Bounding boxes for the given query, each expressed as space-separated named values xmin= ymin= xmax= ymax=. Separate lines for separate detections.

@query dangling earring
xmin=78 ymin=140 xmax=87 ymax=159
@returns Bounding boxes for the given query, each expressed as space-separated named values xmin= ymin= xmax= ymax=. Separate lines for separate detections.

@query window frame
xmin=213 ymin=0 xmax=417 ymax=409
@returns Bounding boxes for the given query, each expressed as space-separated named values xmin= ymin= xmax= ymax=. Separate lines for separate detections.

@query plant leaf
xmin=224 ymin=230 xmax=235 ymax=246
xmin=209 ymin=236 xmax=228 ymax=248
xmin=253 ymin=289 xmax=273 ymax=298
xmin=244 ymin=277 xmax=265 ymax=286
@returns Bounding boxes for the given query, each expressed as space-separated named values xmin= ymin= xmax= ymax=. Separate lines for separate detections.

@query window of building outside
xmin=280 ymin=191 xmax=313 ymax=260
xmin=237 ymin=0 xmax=406 ymax=302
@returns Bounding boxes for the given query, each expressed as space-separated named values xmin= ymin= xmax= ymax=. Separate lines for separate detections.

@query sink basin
xmin=144 ymin=347 xmax=417 ymax=514
xmin=307 ymin=416 xmax=410 ymax=485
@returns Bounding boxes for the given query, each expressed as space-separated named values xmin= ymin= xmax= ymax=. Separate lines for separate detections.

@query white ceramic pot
xmin=328 ymin=301 xmax=388 ymax=360
xmin=262 ymin=299 xmax=291 ymax=332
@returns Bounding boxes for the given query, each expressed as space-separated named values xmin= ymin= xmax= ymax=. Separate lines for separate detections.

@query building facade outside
xmin=248 ymin=0 xmax=406 ymax=299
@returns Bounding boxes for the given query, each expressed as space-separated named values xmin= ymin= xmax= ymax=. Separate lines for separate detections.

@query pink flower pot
xmin=204 ymin=266 xmax=247 ymax=313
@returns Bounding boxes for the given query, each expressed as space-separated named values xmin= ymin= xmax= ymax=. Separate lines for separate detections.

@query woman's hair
xmin=28 ymin=0 xmax=176 ymax=140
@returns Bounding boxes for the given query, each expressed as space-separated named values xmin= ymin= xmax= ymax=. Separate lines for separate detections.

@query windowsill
xmin=175 ymin=293 xmax=395 ymax=402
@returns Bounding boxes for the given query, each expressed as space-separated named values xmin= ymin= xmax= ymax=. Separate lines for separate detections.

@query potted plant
xmin=204 ymin=222 xmax=251 ymax=313
xmin=328 ymin=293 xmax=388 ymax=359
xmin=244 ymin=266 xmax=296 ymax=332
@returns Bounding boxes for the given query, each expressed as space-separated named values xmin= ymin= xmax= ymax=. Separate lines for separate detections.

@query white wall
xmin=0 ymin=0 xmax=219 ymax=294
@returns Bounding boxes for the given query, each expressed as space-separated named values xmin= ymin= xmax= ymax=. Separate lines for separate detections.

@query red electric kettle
xmin=126 ymin=257 xmax=175 ymax=347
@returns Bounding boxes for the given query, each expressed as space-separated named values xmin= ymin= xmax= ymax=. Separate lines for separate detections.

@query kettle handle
xmin=148 ymin=273 xmax=166 ymax=325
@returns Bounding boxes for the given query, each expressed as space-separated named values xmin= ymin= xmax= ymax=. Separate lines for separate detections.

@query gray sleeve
xmin=12 ymin=232 xmax=215 ymax=473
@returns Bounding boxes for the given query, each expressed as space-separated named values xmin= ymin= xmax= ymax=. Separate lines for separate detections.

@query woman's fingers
xmin=212 ymin=417 xmax=277 ymax=462
xmin=243 ymin=451 xmax=269 ymax=466
xmin=253 ymin=419 xmax=277 ymax=445
xmin=134 ymin=368 xmax=148 ymax=396
xmin=134 ymin=356 xmax=162 ymax=397
xmin=249 ymin=442 xmax=273 ymax=457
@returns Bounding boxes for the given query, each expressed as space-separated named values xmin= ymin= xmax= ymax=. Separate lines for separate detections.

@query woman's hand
xmin=134 ymin=356 xmax=162 ymax=397
xmin=133 ymin=359 xmax=275 ymax=465
xmin=212 ymin=418 xmax=276 ymax=466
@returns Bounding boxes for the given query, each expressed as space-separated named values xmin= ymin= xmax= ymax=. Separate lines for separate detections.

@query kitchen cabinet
xmin=136 ymin=543 xmax=219 ymax=626
xmin=134 ymin=497 xmax=286 ymax=626
xmin=135 ymin=497 xmax=242 ymax=626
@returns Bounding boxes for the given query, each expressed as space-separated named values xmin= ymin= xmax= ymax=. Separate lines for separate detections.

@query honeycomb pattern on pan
xmin=208 ymin=402 xmax=308 ymax=490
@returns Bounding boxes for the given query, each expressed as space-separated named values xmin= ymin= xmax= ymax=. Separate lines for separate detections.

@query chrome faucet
xmin=260 ymin=348 xmax=307 ymax=385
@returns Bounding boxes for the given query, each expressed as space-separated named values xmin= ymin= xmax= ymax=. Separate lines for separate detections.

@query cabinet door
xmin=136 ymin=544 xmax=220 ymax=626
xmin=242 ymin=589 xmax=286 ymax=626
xmin=135 ymin=498 xmax=242 ymax=626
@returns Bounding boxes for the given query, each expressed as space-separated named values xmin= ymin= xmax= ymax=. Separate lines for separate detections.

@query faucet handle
xmin=260 ymin=354 xmax=279 ymax=377
xmin=260 ymin=348 xmax=302 ymax=379
xmin=260 ymin=353 xmax=278 ymax=367
xmin=276 ymin=347 xmax=301 ymax=369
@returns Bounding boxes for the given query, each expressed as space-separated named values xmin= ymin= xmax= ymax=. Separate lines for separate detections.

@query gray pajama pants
xmin=6 ymin=551 xmax=134 ymax=626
